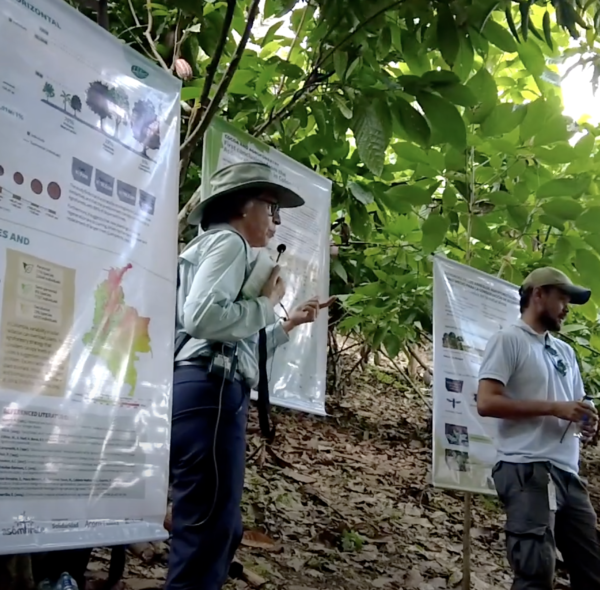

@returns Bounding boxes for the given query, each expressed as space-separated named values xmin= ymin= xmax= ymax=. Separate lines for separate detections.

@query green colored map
xmin=82 ymin=264 xmax=151 ymax=396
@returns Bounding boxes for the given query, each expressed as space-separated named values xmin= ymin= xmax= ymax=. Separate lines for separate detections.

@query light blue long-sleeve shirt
xmin=175 ymin=224 xmax=289 ymax=388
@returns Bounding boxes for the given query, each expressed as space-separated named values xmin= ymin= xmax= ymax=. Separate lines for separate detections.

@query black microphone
xmin=276 ymin=243 xmax=286 ymax=263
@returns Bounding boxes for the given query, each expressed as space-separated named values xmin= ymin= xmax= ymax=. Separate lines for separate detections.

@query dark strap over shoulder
xmin=257 ymin=327 xmax=275 ymax=441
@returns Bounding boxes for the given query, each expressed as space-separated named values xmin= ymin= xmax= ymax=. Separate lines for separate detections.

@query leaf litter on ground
xmin=87 ymin=349 xmax=600 ymax=589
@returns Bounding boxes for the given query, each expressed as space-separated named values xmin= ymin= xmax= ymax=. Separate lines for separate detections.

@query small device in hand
xmin=575 ymin=395 xmax=595 ymax=438
xmin=209 ymin=342 xmax=239 ymax=382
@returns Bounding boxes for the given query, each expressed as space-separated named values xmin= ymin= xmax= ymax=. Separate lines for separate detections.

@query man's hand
xmin=581 ymin=419 xmax=598 ymax=444
xmin=283 ymin=296 xmax=335 ymax=332
xmin=551 ymin=401 xmax=598 ymax=423
xmin=261 ymin=266 xmax=286 ymax=305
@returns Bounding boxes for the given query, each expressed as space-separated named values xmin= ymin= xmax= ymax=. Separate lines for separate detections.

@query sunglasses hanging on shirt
xmin=544 ymin=336 xmax=568 ymax=377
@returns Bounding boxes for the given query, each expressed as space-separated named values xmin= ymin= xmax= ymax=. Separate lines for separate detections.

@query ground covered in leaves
xmin=88 ymin=354 xmax=600 ymax=590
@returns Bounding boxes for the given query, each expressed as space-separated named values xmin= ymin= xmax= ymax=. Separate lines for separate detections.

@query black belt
xmin=174 ymin=358 xmax=245 ymax=383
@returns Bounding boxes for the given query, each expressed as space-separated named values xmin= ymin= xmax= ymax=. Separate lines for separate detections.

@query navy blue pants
xmin=165 ymin=365 xmax=250 ymax=590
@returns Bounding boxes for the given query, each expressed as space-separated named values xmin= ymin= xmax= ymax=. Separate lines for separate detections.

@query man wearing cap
xmin=166 ymin=162 xmax=333 ymax=590
xmin=477 ymin=267 xmax=600 ymax=589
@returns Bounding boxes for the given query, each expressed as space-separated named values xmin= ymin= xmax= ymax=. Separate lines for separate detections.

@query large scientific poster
xmin=0 ymin=0 xmax=180 ymax=551
xmin=432 ymin=256 xmax=520 ymax=494
xmin=203 ymin=118 xmax=332 ymax=416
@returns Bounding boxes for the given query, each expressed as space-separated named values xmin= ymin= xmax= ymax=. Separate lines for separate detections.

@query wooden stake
xmin=462 ymin=492 xmax=472 ymax=589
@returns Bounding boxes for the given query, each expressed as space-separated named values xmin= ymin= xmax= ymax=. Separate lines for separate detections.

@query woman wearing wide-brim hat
xmin=166 ymin=161 xmax=333 ymax=590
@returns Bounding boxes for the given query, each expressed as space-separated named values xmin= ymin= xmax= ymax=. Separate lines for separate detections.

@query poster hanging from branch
xmin=0 ymin=0 xmax=180 ymax=552
xmin=203 ymin=118 xmax=332 ymax=416
xmin=432 ymin=256 xmax=520 ymax=494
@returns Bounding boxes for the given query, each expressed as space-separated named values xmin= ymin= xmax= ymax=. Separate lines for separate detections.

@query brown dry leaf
xmin=241 ymin=530 xmax=282 ymax=552
xmin=282 ymin=467 xmax=317 ymax=484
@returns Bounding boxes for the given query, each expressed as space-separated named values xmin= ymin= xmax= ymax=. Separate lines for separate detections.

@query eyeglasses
xmin=544 ymin=336 xmax=567 ymax=377
xmin=259 ymin=199 xmax=280 ymax=217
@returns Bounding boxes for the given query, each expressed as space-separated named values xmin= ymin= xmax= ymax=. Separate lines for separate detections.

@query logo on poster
xmin=13 ymin=0 xmax=60 ymax=28
xmin=131 ymin=65 xmax=149 ymax=79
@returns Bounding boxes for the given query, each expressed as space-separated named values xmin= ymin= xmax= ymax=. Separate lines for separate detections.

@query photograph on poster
xmin=445 ymin=423 xmax=469 ymax=448
xmin=444 ymin=377 xmax=464 ymax=393
xmin=445 ymin=449 xmax=470 ymax=472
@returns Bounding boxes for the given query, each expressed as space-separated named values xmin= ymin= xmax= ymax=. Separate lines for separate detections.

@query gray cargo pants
xmin=493 ymin=461 xmax=600 ymax=590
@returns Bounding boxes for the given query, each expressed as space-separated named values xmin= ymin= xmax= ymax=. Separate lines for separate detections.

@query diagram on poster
xmin=82 ymin=264 xmax=152 ymax=397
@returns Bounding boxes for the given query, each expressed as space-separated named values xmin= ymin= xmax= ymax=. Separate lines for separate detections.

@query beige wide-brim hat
xmin=522 ymin=267 xmax=591 ymax=305
xmin=188 ymin=161 xmax=305 ymax=226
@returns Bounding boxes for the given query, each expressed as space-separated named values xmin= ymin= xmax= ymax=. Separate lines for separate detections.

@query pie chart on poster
xmin=14 ymin=172 xmax=24 ymax=185
xmin=48 ymin=182 xmax=61 ymax=200
xmin=31 ymin=179 xmax=43 ymax=195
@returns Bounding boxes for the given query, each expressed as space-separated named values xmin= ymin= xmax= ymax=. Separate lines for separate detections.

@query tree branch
xmin=177 ymin=0 xmax=261 ymax=228
xmin=143 ymin=0 xmax=170 ymax=71
xmin=253 ymin=0 xmax=404 ymax=136
xmin=184 ymin=0 xmax=236 ymax=143
xmin=201 ymin=0 xmax=236 ymax=110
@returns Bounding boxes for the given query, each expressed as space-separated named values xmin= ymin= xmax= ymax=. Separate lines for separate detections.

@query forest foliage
xmin=74 ymin=0 xmax=600 ymax=390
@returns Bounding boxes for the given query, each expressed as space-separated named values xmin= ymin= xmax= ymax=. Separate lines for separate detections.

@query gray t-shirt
xmin=479 ymin=320 xmax=585 ymax=474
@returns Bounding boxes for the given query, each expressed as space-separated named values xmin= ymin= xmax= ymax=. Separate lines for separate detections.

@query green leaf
xmin=576 ymin=249 xmax=600 ymax=294
xmin=180 ymin=86 xmax=200 ymax=101
xmin=576 ymin=206 xmax=600 ymax=233
xmin=470 ymin=215 xmax=493 ymax=243
xmin=392 ymin=142 xmax=429 ymax=165
xmin=352 ymin=101 xmax=388 ymax=177
xmin=333 ymin=94 xmax=353 ymax=119
xmin=332 ymin=259 xmax=348 ymax=283
xmin=435 ymin=83 xmax=478 ymax=107
xmin=539 ymin=214 xmax=565 ymax=230
xmin=543 ymin=11 xmax=553 ymax=50
xmin=486 ymin=191 xmax=519 ymax=205
xmin=348 ymin=181 xmax=374 ymax=205
xmin=385 ymin=185 xmax=431 ymax=207
xmin=533 ymin=143 xmax=575 ymax=165
xmin=542 ymin=198 xmax=584 ymax=220
xmin=507 ymin=205 xmax=530 ymax=230
xmin=383 ymin=333 xmax=401 ymax=359
xmin=392 ymin=97 xmax=431 ymax=147
xmin=401 ymin=31 xmax=429 ymax=76
xmin=520 ymin=98 xmax=549 ymax=142
xmin=334 ymin=51 xmax=348 ymax=80
xmin=453 ymin=34 xmax=475 ymax=82
xmin=518 ymin=40 xmax=546 ymax=77
xmin=533 ymin=116 xmax=569 ymax=146
xmin=480 ymin=103 xmax=527 ymax=137
xmin=574 ymin=133 xmax=595 ymax=159
xmin=466 ymin=67 xmax=497 ymax=123
xmin=422 ymin=213 xmax=450 ymax=254
xmin=443 ymin=186 xmax=457 ymax=208
xmin=554 ymin=236 xmax=573 ymax=265
xmin=537 ymin=177 xmax=591 ymax=198
xmin=416 ymin=91 xmax=466 ymax=150
xmin=437 ymin=4 xmax=460 ymax=67
xmin=483 ymin=18 xmax=518 ymax=53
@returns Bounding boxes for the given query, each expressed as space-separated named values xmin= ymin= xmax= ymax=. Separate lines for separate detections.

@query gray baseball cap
xmin=188 ymin=161 xmax=304 ymax=226
xmin=522 ymin=267 xmax=591 ymax=305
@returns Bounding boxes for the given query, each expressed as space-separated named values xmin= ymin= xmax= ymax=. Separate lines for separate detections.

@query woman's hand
xmin=261 ymin=266 xmax=286 ymax=305
xmin=283 ymin=296 xmax=335 ymax=333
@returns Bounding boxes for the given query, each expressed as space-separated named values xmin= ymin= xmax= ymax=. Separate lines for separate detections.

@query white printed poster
xmin=203 ymin=118 xmax=332 ymax=416
xmin=432 ymin=256 xmax=520 ymax=494
xmin=0 ymin=0 xmax=180 ymax=551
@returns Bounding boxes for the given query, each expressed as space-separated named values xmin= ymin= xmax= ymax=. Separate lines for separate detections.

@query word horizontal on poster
xmin=432 ymin=256 xmax=519 ymax=494
xmin=0 ymin=0 xmax=180 ymax=552
xmin=203 ymin=118 xmax=332 ymax=416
